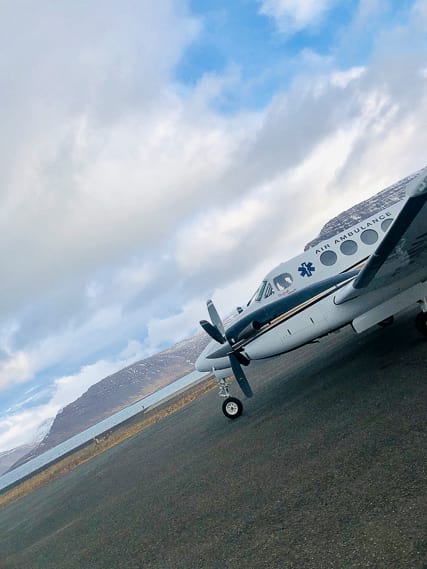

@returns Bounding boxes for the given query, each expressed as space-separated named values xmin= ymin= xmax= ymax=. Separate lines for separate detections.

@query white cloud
xmin=146 ymin=299 xmax=204 ymax=348
xmin=175 ymin=195 xmax=271 ymax=274
xmin=0 ymin=406 xmax=58 ymax=452
xmin=0 ymin=2 xmax=204 ymax=319
xmin=0 ymin=305 xmax=124 ymax=392
xmin=259 ymin=0 xmax=335 ymax=31
xmin=412 ymin=0 xmax=427 ymax=23
xmin=0 ymin=352 xmax=33 ymax=389
xmin=329 ymin=67 xmax=366 ymax=88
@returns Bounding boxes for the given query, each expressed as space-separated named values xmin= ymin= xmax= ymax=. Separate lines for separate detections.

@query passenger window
xmin=361 ymin=229 xmax=378 ymax=245
xmin=320 ymin=250 xmax=337 ymax=266
xmin=381 ymin=219 xmax=393 ymax=232
xmin=274 ymin=273 xmax=293 ymax=291
xmin=340 ymin=240 xmax=358 ymax=256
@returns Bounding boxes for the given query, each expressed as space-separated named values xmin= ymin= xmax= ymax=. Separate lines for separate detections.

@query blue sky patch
xmin=175 ymin=0 xmax=418 ymax=112
xmin=176 ymin=0 xmax=362 ymax=110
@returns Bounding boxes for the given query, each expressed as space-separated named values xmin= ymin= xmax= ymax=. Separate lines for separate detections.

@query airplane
xmin=195 ymin=167 xmax=427 ymax=419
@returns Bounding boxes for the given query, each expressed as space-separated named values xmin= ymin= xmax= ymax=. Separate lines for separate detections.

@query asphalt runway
xmin=0 ymin=309 xmax=426 ymax=569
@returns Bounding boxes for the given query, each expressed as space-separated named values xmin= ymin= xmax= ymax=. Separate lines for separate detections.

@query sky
xmin=0 ymin=0 xmax=426 ymax=452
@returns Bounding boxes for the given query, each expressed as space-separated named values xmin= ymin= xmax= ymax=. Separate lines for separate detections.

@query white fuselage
xmin=196 ymin=200 xmax=415 ymax=374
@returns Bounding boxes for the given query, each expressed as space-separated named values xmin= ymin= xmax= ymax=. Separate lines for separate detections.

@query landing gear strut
xmin=217 ymin=377 xmax=243 ymax=419
xmin=416 ymin=299 xmax=427 ymax=337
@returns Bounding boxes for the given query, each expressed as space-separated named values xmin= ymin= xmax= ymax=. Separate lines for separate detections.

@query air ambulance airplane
xmin=196 ymin=167 xmax=427 ymax=419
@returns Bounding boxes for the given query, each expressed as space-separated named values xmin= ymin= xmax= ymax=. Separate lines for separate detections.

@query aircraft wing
xmin=335 ymin=168 xmax=427 ymax=304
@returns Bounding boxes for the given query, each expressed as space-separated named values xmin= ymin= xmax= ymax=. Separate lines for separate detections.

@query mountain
xmin=11 ymin=333 xmax=210 ymax=469
xmin=0 ymin=444 xmax=38 ymax=476
xmin=304 ymin=169 xmax=421 ymax=250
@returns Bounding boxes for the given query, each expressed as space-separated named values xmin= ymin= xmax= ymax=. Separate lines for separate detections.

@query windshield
xmin=247 ymin=281 xmax=267 ymax=305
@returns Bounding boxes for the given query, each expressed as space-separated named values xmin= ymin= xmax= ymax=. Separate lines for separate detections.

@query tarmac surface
xmin=0 ymin=309 xmax=426 ymax=569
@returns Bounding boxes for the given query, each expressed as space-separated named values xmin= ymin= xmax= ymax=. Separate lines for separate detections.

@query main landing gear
xmin=218 ymin=378 xmax=243 ymax=419
xmin=416 ymin=299 xmax=427 ymax=337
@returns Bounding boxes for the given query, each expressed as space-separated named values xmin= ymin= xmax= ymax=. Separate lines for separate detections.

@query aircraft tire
xmin=222 ymin=397 xmax=243 ymax=419
xmin=415 ymin=312 xmax=427 ymax=336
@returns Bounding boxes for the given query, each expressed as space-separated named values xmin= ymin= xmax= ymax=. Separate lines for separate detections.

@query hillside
xmin=12 ymin=333 xmax=209 ymax=468
xmin=304 ymin=169 xmax=421 ymax=250
xmin=0 ymin=445 xmax=37 ymax=477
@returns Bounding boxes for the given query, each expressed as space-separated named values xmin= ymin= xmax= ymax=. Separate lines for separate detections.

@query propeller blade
xmin=200 ymin=320 xmax=226 ymax=344
xmin=207 ymin=300 xmax=225 ymax=338
xmin=229 ymin=353 xmax=253 ymax=398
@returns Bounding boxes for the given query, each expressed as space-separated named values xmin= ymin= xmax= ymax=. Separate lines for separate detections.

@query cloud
xmin=258 ymin=0 xmax=335 ymax=31
xmin=0 ymin=406 xmax=58 ymax=452
xmin=175 ymin=195 xmax=271 ymax=274
xmin=146 ymin=299 xmax=204 ymax=348
xmin=413 ymin=0 xmax=427 ymax=22
xmin=0 ymin=352 xmax=33 ymax=389
xmin=0 ymin=1 xmax=201 ymax=317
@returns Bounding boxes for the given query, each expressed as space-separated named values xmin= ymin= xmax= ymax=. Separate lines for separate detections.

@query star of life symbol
xmin=298 ymin=262 xmax=315 ymax=277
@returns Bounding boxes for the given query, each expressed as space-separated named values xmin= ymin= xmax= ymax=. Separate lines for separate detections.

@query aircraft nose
xmin=195 ymin=351 xmax=210 ymax=372
xmin=196 ymin=340 xmax=232 ymax=371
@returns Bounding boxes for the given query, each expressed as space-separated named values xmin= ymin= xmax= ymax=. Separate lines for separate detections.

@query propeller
xmin=229 ymin=353 xmax=253 ymax=398
xmin=207 ymin=299 xmax=225 ymax=339
xmin=199 ymin=300 xmax=253 ymax=398
xmin=199 ymin=319 xmax=225 ymax=344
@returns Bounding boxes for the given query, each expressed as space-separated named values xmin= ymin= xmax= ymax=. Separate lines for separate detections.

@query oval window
xmin=340 ymin=240 xmax=358 ymax=256
xmin=320 ymin=250 xmax=337 ymax=266
xmin=381 ymin=218 xmax=393 ymax=232
xmin=274 ymin=273 xmax=293 ymax=291
xmin=360 ymin=229 xmax=378 ymax=245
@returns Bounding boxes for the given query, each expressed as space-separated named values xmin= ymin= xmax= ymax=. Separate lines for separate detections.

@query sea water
xmin=0 ymin=370 xmax=207 ymax=492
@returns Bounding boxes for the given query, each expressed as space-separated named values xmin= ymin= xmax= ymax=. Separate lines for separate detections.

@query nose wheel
xmin=222 ymin=397 xmax=243 ymax=419
xmin=217 ymin=377 xmax=244 ymax=419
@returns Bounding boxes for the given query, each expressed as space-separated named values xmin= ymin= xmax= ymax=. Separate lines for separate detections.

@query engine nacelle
xmin=237 ymin=320 xmax=262 ymax=341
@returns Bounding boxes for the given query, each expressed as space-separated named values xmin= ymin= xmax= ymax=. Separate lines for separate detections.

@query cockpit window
xmin=264 ymin=282 xmax=274 ymax=298
xmin=273 ymin=273 xmax=293 ymax=291
xmin=255 ymin=281 xmax=267 ymax=302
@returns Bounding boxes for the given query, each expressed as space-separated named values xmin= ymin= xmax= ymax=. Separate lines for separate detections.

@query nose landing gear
xmin=217 ymin=377 xmax=243 ymax=419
